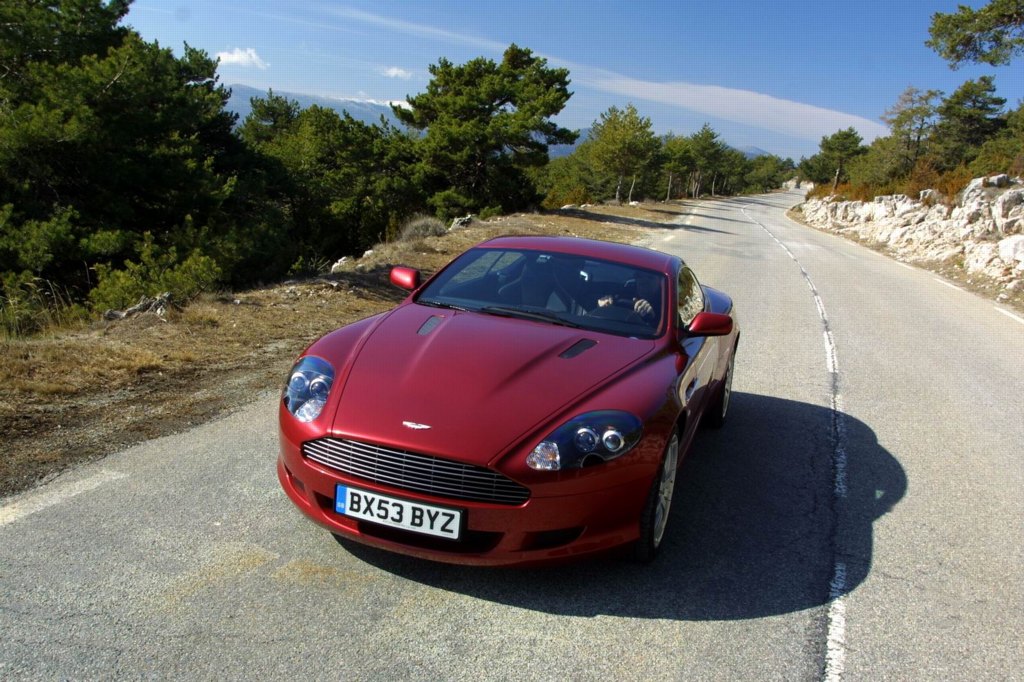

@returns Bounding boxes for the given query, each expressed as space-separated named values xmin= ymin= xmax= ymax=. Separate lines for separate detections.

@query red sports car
xmin=277 ymin=235 xmax=738 ymax=566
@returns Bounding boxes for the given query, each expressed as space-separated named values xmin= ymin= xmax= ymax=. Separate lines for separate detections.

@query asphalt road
xmin=2 ymin=191 xmax=1021 ymax=680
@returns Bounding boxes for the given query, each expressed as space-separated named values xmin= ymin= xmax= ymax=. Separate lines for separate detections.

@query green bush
xmin=88 ymin=234 xmax=221 ymax=312
xmin=542 ymin=184 xmax=591 ymax=210
xmin=287 ymin=254 xmax=331 ymax=277
xmin=478 ymin=206 xmax=502 ymax=221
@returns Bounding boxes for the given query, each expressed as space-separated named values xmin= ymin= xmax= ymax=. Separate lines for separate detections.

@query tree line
xmin=538 ymin=107 xmax=794 ymax=209
xmin=798 ymin=1 xmax=1023 ymax=201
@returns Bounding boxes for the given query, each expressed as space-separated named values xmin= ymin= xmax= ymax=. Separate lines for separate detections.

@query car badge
xmin=402 ymin=421 xmax=432 ymax=430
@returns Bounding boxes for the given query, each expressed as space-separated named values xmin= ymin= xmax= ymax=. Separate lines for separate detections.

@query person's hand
xmin=634 ymin=298 xmax=653 ymax=317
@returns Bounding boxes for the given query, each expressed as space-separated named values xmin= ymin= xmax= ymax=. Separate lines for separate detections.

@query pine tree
xmin=588 ymin=105 xmax=660 ymax=203
xmin=927 ymin=0 xmax=1024 ymax=68
xmin=393 ymin=44 xmax=576 ymax=218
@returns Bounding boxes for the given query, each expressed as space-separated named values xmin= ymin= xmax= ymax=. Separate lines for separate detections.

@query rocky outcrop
xmin=799 ymin=175 xmax=1024 ymax=292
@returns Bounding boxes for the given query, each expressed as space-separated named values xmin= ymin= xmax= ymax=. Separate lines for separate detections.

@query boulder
xmin=992 ymin=189 xmax=1024 ymax=234
xmin=998 ymin=235 xmax=1024 ymax=265
xmin=963 ymin=242 xmax=999 ymax=273
xmin=330 ymin=257 xmax=349 ymax=274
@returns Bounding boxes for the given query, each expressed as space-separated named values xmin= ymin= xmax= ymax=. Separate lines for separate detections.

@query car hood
xmin=326 ymin=304 xmax=655 ymax=466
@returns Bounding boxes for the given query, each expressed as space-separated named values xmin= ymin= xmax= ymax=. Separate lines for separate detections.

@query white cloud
xmin=321 ymin=6 xmax=507 ymax=53
xmin=216 ymin=48 xmax=269 ymax=70
xmin=382 ymin=66 xmax=412 ymax=79
xmin=580 ymin=72 xmax=889 ymax=144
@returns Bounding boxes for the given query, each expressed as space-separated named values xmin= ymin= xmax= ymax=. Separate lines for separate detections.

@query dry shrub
xmin=805 ymin=184 xmax=833 ymax=200
xmin=806 ymin=183 xmax=876 ymax=202
xmin=903 ymin=160 xmax=973 ymax=207
xmin=399 ymin=215 xmax=447 ymax=241
xmin=181 ymin=304 xmax=220 ymax=329
xmin=937 ymin=166 xmax=974 ymax=203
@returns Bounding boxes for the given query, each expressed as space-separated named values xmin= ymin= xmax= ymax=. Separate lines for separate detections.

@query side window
xmin=677 ymin=267 xmax=705 ymax=326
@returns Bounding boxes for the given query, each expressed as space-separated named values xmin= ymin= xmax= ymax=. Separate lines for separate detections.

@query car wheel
xmin=705 ymin=347 xmax=735 ymax=430
xmin=633 ymin=430 xmax=679 ymax=563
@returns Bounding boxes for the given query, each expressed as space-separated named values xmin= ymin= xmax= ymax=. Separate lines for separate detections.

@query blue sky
xmin=127 ymin=1 xmax=1024 ymax=160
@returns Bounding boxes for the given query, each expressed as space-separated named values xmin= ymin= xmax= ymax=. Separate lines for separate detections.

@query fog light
xmin=527 ymin=441 xmax=561 ymax=471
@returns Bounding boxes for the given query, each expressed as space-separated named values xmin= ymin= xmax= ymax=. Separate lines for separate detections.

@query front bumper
xmin=277 ymin=447 xmax=653 ymax=567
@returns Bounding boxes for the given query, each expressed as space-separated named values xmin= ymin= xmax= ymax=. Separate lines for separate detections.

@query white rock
xmin=963 ymin=242 xmax=999 ymax=273
xmin=329 ymin=257 xmax=349 ymax=274
xmin=993 ymin=189 xmax=1024 ymax=234
xmin=560 ymin=204 xmax=579 ymax=210
xmin=988 ymin=174 xmax=1010 ymax=188
xmin=362 ymin=249 xmax=374 ymax=258
xmin=998 ymin=235 xmax=1024 ymax=264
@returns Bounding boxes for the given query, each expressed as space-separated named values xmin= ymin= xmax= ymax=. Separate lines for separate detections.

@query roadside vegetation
xmin=798 ymin=1 xmax=1023 ymax=202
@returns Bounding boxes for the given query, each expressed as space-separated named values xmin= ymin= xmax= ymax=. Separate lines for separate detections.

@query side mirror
xmin=390 ymin=266 xmax=421 ymax=291
xmin=687 ymin=311 xmax=733 ymax=337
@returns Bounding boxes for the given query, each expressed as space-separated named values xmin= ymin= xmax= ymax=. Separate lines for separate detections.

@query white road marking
xmin=741 ymin=203 xmax=849 ymax=681
xmin=933 ymin=278 xmax=962 ymax=291
xmin=0 ymin=470 xmax=127 ymax=527
xmin=897 ymin=262 xmax=915 ymax=271
xmin=995 ymin=307 xmax=1024 ymax=325
xmin=824 ymin=330 xmax=837 ymax=374
xmin=824 ymin=562 xmax=848 ymax=682
xmin=663 ymin=234 xmax=676 ymax=242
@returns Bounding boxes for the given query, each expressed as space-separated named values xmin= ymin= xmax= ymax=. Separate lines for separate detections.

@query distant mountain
xmin=736 ymin=145 xmax=771 ymax=159
xmin=549 ymin=127 xmax=590 ymax=158
xmin=225 ymin=84 xmax=406 ymax=128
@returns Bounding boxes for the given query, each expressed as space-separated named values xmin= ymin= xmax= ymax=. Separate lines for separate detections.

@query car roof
xmin=478 ymin=235 xmax=679 ymax=273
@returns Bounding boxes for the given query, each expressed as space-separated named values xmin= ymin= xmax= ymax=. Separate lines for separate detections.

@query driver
xmin=595 ymin=274 xmax=660 ymax=321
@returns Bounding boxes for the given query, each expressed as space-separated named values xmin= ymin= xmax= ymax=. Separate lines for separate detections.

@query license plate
xmin=335 ymin=485 xmax=463 ymax=540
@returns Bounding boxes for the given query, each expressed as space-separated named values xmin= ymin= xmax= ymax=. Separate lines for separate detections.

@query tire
xmin=704 ymin=347 xmax=735 ymax=430
xmin=633 ymin=430 xmax=680 ymax=563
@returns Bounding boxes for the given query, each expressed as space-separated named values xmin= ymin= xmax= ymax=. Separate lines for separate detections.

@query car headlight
xmin=283 ymin=356 xmax=335 ymax=422
xmin=526 ymin=411 xmax=643 ymax=471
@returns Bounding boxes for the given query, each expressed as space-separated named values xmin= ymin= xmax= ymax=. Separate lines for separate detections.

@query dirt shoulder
xmin=0 ymin=202 xmax=689 ymax=498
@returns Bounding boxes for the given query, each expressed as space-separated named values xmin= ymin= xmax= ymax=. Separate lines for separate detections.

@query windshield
xmin=416 ymin=248 xmax=666 ymax=339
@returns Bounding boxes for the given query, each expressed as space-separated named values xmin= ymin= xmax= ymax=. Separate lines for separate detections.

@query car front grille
xmin=302 ymin=438 xmax=531 ymax=505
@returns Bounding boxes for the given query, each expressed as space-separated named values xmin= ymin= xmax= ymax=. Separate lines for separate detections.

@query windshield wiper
xmin=417 ymin=298 xmax=470 ymax=311
xmin=479 ymin=306 xmax=582 ymax=328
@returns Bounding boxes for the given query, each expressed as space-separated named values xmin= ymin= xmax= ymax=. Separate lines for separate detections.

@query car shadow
xmin=338 ymin=392 xmax=905 ymax=621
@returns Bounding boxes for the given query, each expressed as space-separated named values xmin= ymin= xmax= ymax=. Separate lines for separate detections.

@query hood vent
xmin=417 ymin=315 xmax=444 ymax=336
xmin=559 ymin=338 xmax=597 ymax=359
